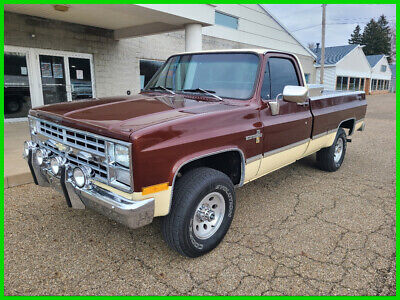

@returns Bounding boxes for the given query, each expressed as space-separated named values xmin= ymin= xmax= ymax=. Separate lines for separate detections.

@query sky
xmin=263 ymin=4 xmax=396 ymax=48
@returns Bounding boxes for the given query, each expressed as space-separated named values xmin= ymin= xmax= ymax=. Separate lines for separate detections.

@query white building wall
xmin=202 ymin=4 xmax=316 ymax=82
xmin=371 ymin=57 xmax=392 ymax=80
xmin=316 ymin=67 xmax=336 ymax=90
xmin=335 ymin=47 xmax=371 ymax=79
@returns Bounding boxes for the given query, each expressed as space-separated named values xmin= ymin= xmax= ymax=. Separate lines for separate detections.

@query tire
xmin=161 ymin=167 xmax=235 ymax=258
xmin=5 ymin=97 xmax=22 ymax=114
xmin=316 ymin=128 xmax=347 ymax=172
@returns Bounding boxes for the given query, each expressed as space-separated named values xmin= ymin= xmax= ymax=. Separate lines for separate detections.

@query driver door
xmin=257 ymin=54 xmax=312 ymax=176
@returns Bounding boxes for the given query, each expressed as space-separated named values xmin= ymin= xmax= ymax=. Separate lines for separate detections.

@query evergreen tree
xmin=361 ymin=15 xmax=392 ymax=61
xmin=348 ymin=25 xmax=363 ymax=44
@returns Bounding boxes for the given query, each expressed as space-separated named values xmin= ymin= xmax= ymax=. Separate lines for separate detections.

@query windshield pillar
xmin=185 ymin=24 xmax=202 ymax=52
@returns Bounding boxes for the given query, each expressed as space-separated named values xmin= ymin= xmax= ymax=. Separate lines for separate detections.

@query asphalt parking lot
xmin=4 ymin=93 xmax=396 ymax=295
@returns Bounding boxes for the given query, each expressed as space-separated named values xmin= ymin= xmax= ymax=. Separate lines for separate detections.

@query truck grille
xmin=37 ymin=119 xmax=109 ymax=182
xmin=39 ymin=121 xmax=106 ymax=155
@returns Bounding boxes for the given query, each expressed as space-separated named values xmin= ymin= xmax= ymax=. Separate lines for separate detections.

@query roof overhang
xmin=4 ymin=4 xmax=215 ymax=40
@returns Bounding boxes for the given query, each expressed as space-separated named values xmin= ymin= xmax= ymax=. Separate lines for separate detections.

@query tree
xmin=348 ymin=25 xmax=363 ymax=45
xmin=361 ymin=15 xmax=392 ymax=62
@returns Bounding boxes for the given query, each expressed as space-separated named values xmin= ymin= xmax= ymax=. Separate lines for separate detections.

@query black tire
xmin=5 ymin=97 xmax=22 ymax=114
xmin=161 ymin=167 xmax=235 ymax=258
xmin=316 ymin=128 xmax=347 ymax=172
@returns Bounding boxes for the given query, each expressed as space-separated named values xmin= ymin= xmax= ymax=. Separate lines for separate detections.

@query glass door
xmin=68 ymin=57 xmax=93 ymax=100
xmin=4 ymin=51 xmax=32 ymax=119
xmin=39 ymin=55 xmax=68 ymax=105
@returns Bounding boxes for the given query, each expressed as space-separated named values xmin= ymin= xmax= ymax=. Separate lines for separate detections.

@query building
xmin=366 ymin=55 xmax=392 ymax=94
xmin=4 ymin=4 xmax=316 ymax=122
xmin=389 ymin=64 xmax=396 ymax=93
xmin=313 ymin=44 xmax=371 ymax=93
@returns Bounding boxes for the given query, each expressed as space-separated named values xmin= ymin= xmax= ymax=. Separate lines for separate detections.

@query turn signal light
xmin=142 ymin=182 xmax=169 ymax=195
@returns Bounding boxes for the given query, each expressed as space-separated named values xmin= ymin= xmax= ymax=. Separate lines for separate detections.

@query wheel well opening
xmin=177 ymin=151 xmax=243 ymax=185
xmin=339 ymin=119 xmax=355 ymax=135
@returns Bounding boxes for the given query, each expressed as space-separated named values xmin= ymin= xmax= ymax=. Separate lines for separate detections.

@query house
xmin=4 ymin=4 xmax=316 ymax=122
xmin=389 ymin=64 xmax=396 ymax=93
xmin=313 ymin=44 xmax=371 ymax=93
xmin=366 ymin=55 xmax=392 ymax=94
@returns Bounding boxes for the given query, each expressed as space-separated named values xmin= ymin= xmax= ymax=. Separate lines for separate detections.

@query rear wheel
xmin=161 ymin=167 xmax=235 ymax=258
xmin=317 ymin=128 xmax=347 ymax=172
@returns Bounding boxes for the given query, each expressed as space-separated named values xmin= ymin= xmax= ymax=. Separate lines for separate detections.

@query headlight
xmin=115 ymin=144 xmax=130 ymax=168
xmin=30 ymin=118 xmax=40 ymax=135
xmin=35 ymin=149 xmax=50 ymax=166
xmin=72 ymin=166 xmax=92 ymax=188
xmin=50 ymin=156 xmax=66 ymax=175
xmin=115 ymin=168 xmax=131 ymax=186
xmin=23 ymin=141 xmax=36 ymax=158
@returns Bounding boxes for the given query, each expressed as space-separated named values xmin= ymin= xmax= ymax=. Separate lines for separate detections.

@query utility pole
xmin=320 ymin=4 xmax=327 ymax=84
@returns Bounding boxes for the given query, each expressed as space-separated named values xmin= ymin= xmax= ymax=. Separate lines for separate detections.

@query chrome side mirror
xmin=269 ymin=94 xmax=282 ymax=116
xmin=282 ymin=85 xmax=309 ymax=104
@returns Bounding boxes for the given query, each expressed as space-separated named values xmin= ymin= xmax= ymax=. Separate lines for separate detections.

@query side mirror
xmin=282 ymin=85 xmax=309 ymax=104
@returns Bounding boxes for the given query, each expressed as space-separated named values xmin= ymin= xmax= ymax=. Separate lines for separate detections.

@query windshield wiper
xmin=148 ymin=86 xmax=175 ymax=95
xmin=182 ymin=88 xmax=222 ymax=101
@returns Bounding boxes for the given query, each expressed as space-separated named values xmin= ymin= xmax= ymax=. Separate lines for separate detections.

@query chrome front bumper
xmin=26 ymin=149 xmax=154 ymax=229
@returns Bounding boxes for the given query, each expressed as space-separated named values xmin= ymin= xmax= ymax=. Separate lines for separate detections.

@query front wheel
xmin=316 ymin=128 xmax=347 ymax=172
xmin=161 ymin=167 xmax=235 ymax=258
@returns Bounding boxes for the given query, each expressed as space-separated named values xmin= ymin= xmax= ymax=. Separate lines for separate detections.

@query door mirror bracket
xmin=269 ymin=93 xmax=282 ymax=116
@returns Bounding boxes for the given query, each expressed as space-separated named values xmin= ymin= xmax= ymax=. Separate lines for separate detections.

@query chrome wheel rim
xmin=192 ymin=192 xmax=225 ymax=240
xmin=334 ymin=138 xmax=344 ymax=163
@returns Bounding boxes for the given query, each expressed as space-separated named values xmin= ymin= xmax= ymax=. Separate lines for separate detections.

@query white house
xmin=366 ymin=55 xmax=392 ymax=94
xmin=313 ymin=44 xmax=371 ymax=93
xmin=4 ymin=4 xmax=316 ymax=122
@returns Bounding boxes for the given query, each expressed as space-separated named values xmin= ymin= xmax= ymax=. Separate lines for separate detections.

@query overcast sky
xmin=263 ymin=4 xmax=396 ymax=48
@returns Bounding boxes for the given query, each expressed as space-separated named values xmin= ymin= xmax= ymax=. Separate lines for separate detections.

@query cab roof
xmin=174 ymin=48 xmax=274 ymax=56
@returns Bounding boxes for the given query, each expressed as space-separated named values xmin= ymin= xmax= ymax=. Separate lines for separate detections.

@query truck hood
xmin=30 ymin=93 xmax=240 ymax=141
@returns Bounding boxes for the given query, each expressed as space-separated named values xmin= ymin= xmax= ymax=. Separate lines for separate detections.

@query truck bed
xmin=309 ymin=90 xmax=367 ymax=138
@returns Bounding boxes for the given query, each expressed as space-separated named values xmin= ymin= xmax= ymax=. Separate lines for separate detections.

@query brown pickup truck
xmin=24 ymin=49 xmax=366 ymax=257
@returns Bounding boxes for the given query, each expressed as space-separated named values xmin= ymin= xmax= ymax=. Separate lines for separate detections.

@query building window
xmin=140 ymin=59 xmax=164 ymax=89
xmin=349 ymin=77 xmax=356 ymax=90
xmin=378 ymin=80 xmax=383 ymax=90
xmin=336 ymin=76 xmax=349 ymax=90
xmin=304 ymin=73 xmax=310 ymax=83
xmin=385 ymin=80 xmax=389 ymax=90
xmin=381 ymin=65 xmax=387 ymax=72
xmin=360 ymin=78 xmax=365 ymax=91
xmin=215 ymin=11 xmax=238 ymax=29
xmin=355 ymin=78 xmax=360 ymax=90
xmin=372 ymin=79 xmax=377 ymax=90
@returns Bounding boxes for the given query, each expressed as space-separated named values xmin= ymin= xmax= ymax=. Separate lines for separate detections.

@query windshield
xmin=144 ymin=53 xmax=260 ymax=100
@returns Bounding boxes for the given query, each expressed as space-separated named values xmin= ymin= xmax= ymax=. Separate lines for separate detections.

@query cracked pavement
xmin=4 ymin=94 xmax=396 ymax=295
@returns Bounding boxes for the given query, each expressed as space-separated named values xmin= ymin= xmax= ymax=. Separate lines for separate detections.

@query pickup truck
xmin=24 ymin=49 xmax=367 ymax=257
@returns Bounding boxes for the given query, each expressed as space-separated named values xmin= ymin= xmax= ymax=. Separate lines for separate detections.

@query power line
xmin=292 ymin=19 xmax=396 ymax=32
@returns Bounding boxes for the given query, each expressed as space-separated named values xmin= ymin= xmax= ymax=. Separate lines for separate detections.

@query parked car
xmin=24 ymin=49 xmax=367 ymax=257
xmin=5 ymin=74 xmax=30 ymax=114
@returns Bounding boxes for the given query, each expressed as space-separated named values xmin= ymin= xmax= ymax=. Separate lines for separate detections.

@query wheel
xmin=161 ymin=167 xmax=235 ymax=258
xmin=5 ymin=97 xmax=22 ymax=114
xmin=316 ymin=128 xmax=347 ymax=172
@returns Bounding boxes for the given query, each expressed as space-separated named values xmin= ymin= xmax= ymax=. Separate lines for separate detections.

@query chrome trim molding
xmin=246 ymin=154 xmax=263 ymax=164
xmin=263 ymin=138 xmax=310 ymax=157
xmin=310 ymin=91 xmax=365 ymax=101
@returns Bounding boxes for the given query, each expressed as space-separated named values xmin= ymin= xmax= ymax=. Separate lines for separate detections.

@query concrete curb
xmin=4 ymin=172 xmax=33 ymax=189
